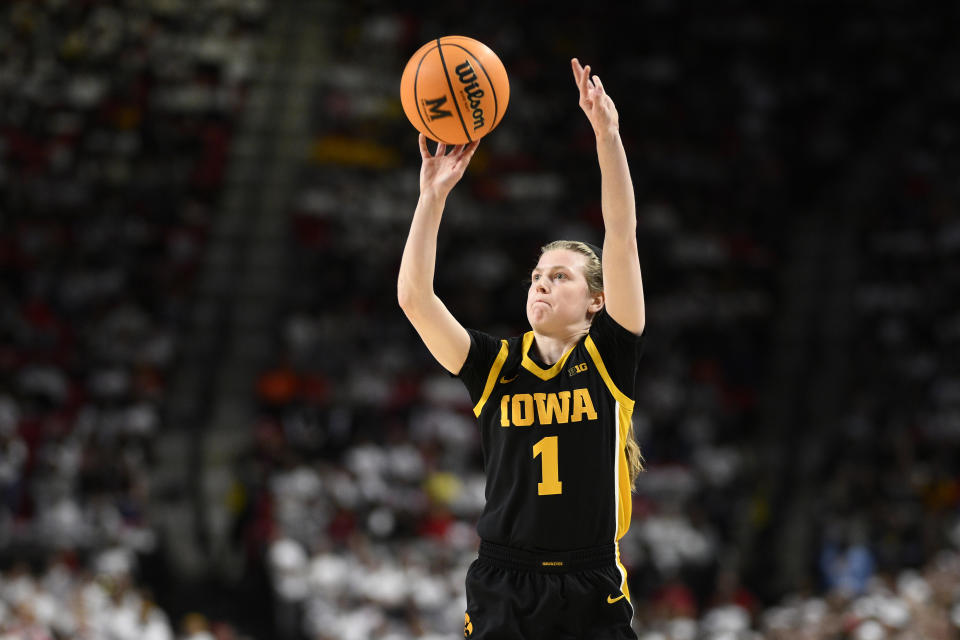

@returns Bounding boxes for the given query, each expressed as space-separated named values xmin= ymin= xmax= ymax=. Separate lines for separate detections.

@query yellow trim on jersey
xmin=519 ymin=332 xmax=577 ymax=380
xmin=473 ymin=340 xmax=510 ymax=418
xmin=616 ymin=541 xmax=632 ymax=603
xmin=587 ymin=336 xmax=636 ymax=604
xmin=614 ymin=401 xmax=635 ymax=603
xmin=616 ymin=401 xmax=634 ymax=539
xmin=584 ymin=336 xmax=634 ymax=411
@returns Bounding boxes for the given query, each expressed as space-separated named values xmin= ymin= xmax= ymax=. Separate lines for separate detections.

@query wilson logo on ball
xmin=454 ymin=61 xmax=485 ymax=130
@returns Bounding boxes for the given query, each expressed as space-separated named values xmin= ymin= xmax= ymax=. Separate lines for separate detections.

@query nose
xmin=535 ymin=278 xmax=549 ymax=293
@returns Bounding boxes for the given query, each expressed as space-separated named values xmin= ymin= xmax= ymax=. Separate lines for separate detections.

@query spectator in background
xmin=2 ymin=0 xmax=265 ymax=636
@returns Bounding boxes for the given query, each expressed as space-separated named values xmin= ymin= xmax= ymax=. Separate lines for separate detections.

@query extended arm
xmin=397 ymin=135 xmax=479 ymax=374
xmin=572 ymin=58 xmax=646 ymax=335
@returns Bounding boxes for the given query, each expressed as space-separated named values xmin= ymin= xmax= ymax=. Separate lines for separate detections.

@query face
xmin=526 ymin=249 xmax=603 ymax=334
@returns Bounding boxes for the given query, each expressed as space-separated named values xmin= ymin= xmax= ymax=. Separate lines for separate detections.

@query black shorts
xmin=463 ymin=540 xmax=637 ymax=640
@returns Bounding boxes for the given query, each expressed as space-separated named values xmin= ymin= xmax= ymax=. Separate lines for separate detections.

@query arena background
xmin=2 ymin=1 xmax=959 ymax=639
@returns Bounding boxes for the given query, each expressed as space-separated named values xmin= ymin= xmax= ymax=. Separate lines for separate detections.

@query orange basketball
xmin=400 ymin=36 xmax=510 ymax=145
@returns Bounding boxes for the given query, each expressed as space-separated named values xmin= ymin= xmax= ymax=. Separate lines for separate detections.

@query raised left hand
xmin=572 ymin=58 xmax=619 ymax=137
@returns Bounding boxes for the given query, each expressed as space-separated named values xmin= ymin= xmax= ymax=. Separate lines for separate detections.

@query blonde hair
xmin=540 ymin=240 xmax=603 ymax=295
xmin=539 ymin=240 xmax=646 ymax=487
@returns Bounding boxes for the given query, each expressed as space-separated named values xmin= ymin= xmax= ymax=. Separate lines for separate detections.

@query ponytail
xmin=625 ymin=423 xmax=644 ymax=488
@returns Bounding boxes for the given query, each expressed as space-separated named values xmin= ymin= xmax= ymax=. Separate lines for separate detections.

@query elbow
xmin=396 ymin=277 xmax=425 ymax=316
xmin=397 ymin=279 xmax=414 ymax=313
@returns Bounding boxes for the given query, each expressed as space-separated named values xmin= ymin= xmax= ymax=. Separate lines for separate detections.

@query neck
xmin=531 ymin=327 xmax=589 ymax=365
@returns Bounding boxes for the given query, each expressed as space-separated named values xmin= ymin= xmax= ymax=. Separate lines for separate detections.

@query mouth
xmin=532 ymin=299 xmax=551 ymax=308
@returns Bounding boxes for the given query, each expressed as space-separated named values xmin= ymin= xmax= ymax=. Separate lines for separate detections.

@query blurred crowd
xmin=2 ymin=0 xmax=958 ymax=639
xmin=0 ymin=550 xmax=173 ymax=640
xmin=1 ymin=0 xmax=264 ymax=637
xmin=238 ymin=1 xmax=960 ymax=639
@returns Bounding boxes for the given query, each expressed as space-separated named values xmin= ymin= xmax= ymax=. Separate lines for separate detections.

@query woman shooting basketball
xmin=398 ymin=58 xmax=645 ymax=640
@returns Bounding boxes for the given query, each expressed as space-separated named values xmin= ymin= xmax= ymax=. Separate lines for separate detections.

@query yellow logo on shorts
xmin=464 ymin=612 xmax=473 ymax=637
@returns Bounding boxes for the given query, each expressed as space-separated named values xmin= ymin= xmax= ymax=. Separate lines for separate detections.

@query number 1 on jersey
xmin=532 ymin=436 xmax=562 ymax=495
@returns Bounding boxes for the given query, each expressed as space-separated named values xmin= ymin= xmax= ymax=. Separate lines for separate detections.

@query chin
xmin=525 ymin=313 xmax=538 ymax=331
xmin=526 ymin=312 xmax=544 ymax=331
xmin=528 ymin=316 xmax=556 ymax=334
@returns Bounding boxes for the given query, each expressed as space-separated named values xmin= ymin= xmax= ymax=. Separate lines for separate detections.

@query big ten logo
xmin=567 ymin=362 xmax=588 ymax=377
xmin=499 ymin=389 xmax=597 ymax=427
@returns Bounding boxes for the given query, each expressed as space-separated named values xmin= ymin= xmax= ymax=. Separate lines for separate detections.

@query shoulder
xmin=588 ymin=310 xmax=644 ymax=352
xmin=455 ymin=329 xmax=524 ymax=407
xmin=584 ymin=310 xmax=644 ymax=398
xmin=457 ymin=329 xmax=523 ymax=380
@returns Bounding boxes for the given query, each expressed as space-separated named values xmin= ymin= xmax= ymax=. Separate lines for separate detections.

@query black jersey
xmin=457 ymin=311 xmax=643 ymax=592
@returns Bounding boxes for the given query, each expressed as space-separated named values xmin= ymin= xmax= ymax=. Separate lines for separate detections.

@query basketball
xmin=400 ymin=36 xmax=510 ymax=145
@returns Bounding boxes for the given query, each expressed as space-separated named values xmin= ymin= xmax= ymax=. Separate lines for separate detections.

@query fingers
xmin=571 ymin=57 xmax=583 ymax=84
xmin=419 ymin=134 xmax=448 ymax=158
xmin=454 ymin=140 xmax=478 ymax=161
xmin=593 ymin=74 xmax=604 ymax=94
xmin=419 ymin=136 xmax=479 ymax=159
xmin=573 ymin=59 xmax=603 ymax=91
xmin=579 ymin=63 xmax=591 ymax=96
xmin=454 ymin=140 xmax=480 ymax=171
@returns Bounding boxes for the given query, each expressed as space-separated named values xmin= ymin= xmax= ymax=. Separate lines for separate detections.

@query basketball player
xmin=398 ymin=58 xmax=645 ymax=640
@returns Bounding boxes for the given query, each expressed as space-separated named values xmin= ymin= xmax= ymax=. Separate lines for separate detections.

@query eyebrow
xmin=531 ymin=265 xmax=572 ymax=273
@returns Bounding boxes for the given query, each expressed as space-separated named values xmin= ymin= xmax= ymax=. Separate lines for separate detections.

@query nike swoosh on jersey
xmin=606 ymin=594 xmax=625 ymax=604
xmin=499 ymin=375 xmax=518 ymax=384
